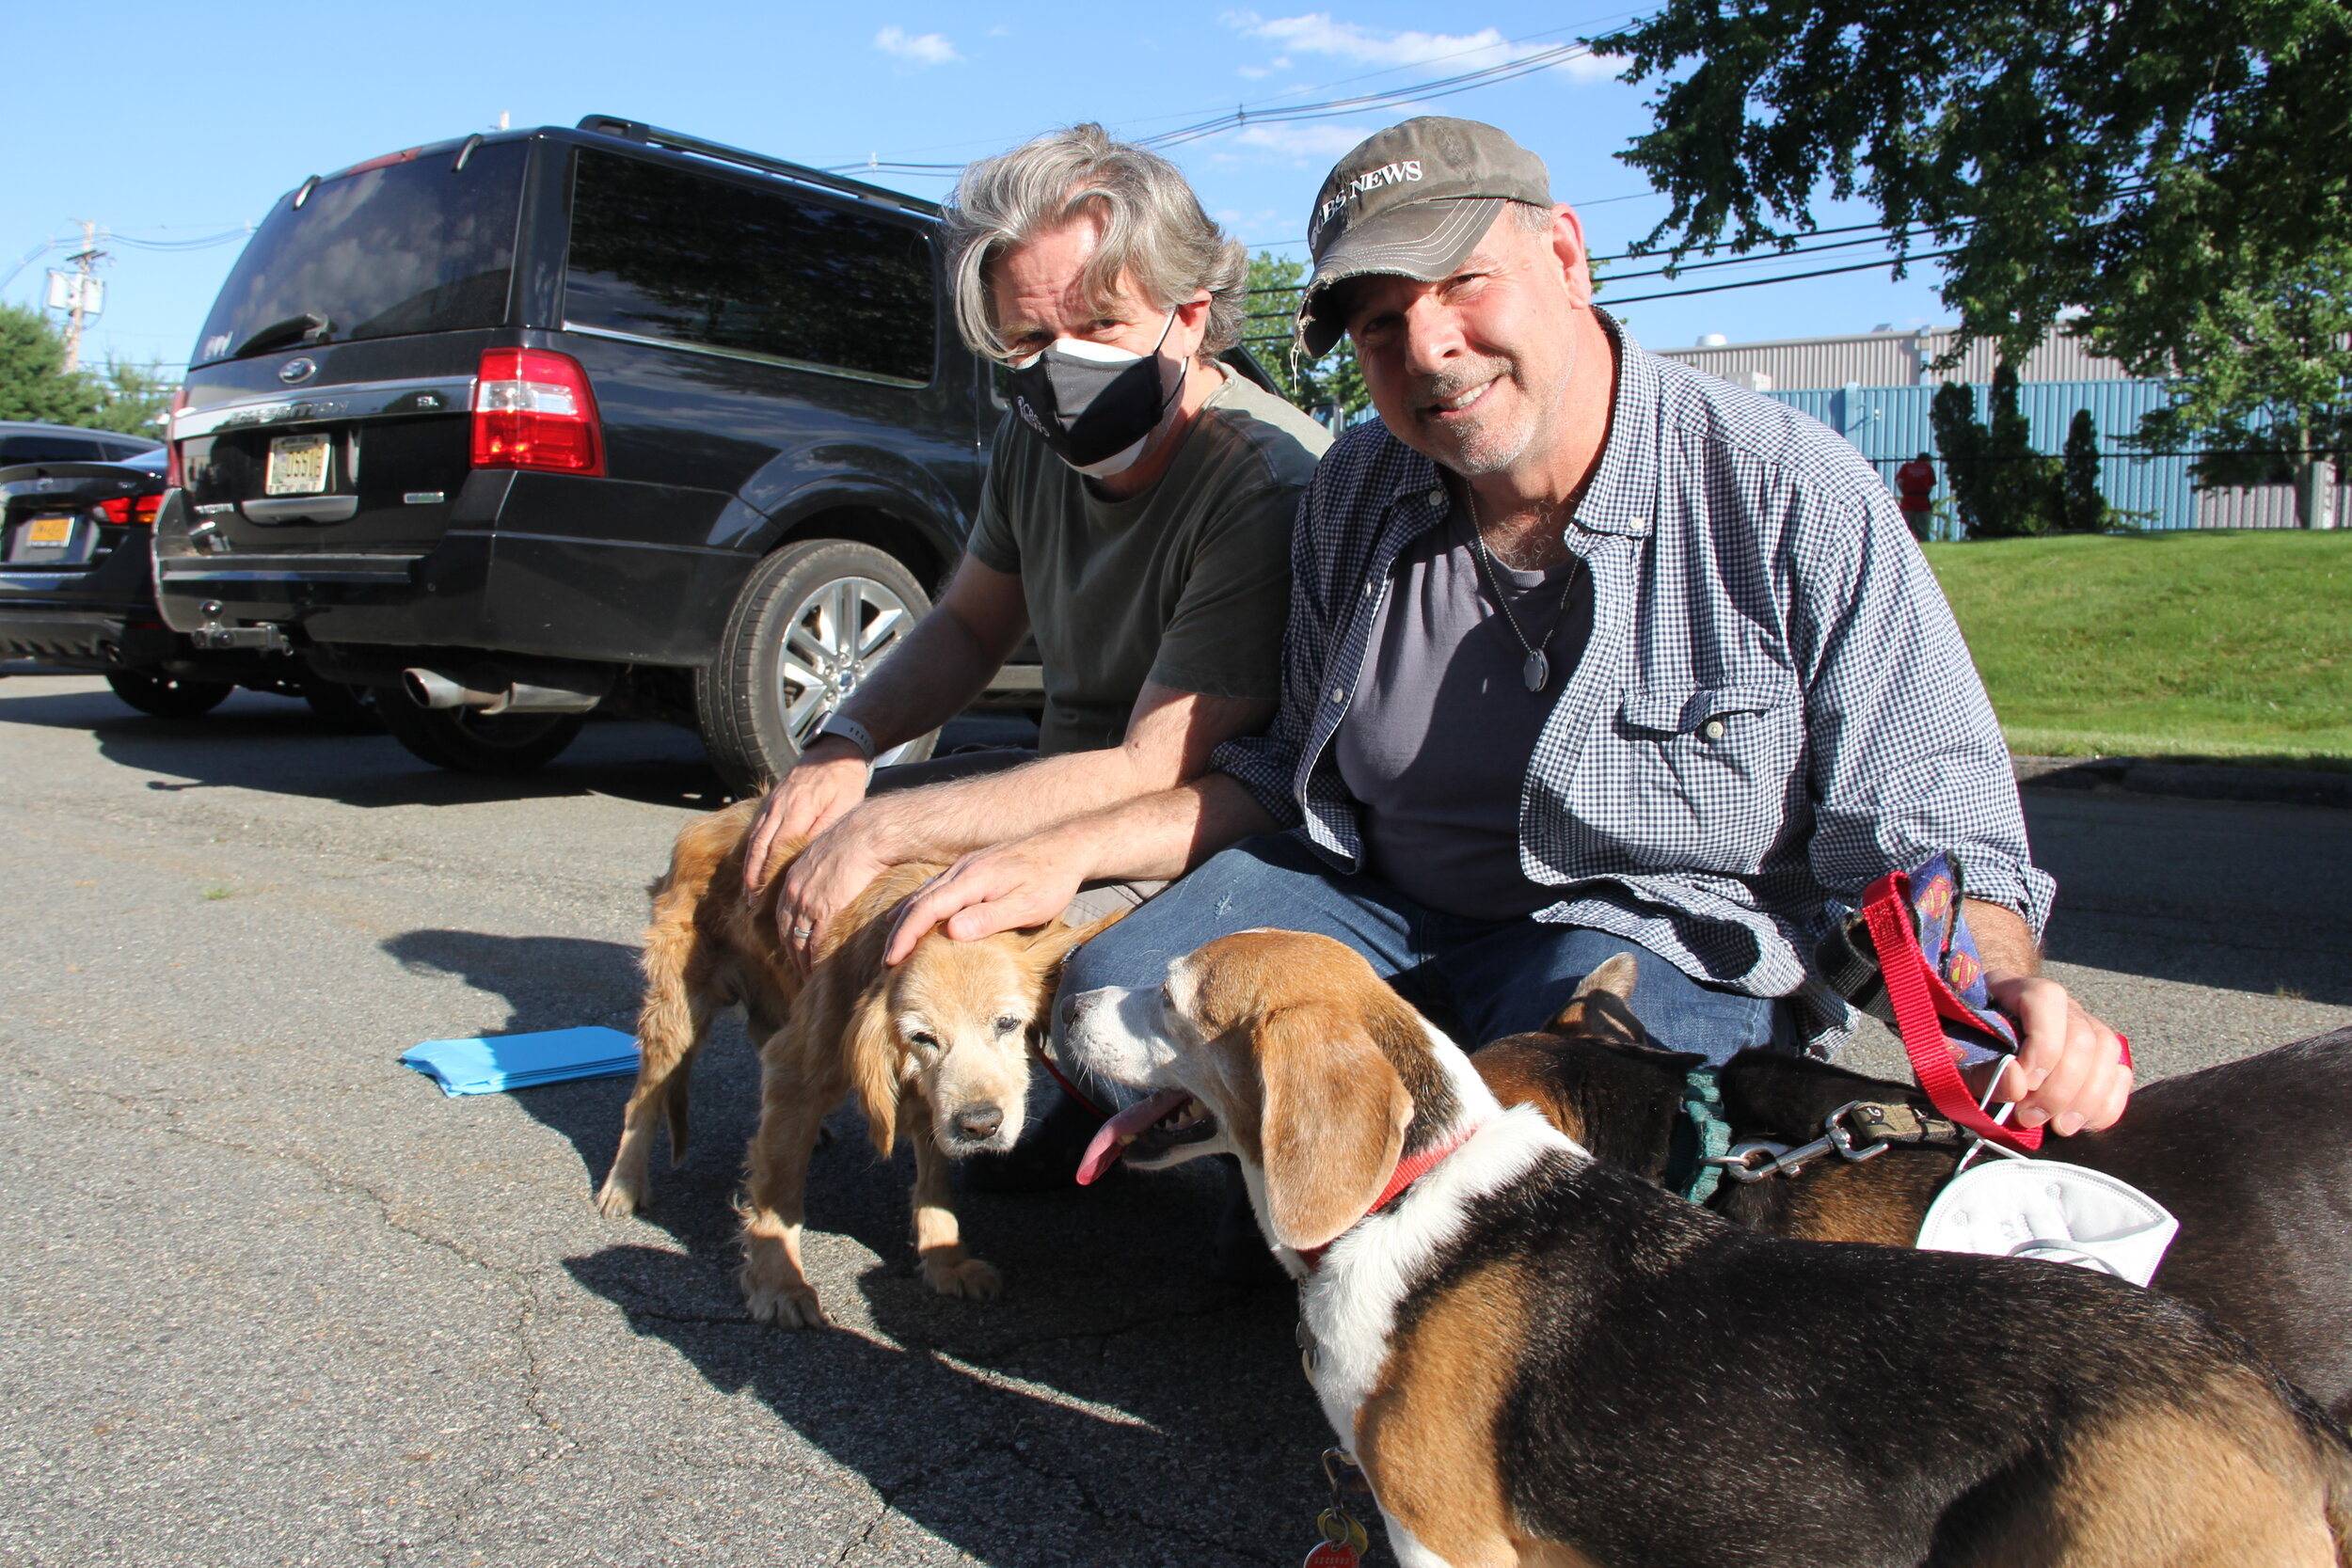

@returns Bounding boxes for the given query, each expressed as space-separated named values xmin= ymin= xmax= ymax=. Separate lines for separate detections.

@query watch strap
xmin=815 ymin=714 xmax=877 ymax=763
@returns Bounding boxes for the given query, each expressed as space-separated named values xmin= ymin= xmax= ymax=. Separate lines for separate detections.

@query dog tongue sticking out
xmin=1076 ymin=1088 xmax=1193 ymax=1185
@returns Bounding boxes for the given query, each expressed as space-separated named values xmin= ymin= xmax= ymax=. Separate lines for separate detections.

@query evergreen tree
xmin=0 ymin=304 xmax=105 ymax=425
xmin=2059 ymin=409 xmax=2109 ymax=532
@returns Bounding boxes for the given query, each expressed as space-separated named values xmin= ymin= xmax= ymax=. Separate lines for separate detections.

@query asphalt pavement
xmin=3 ymin=672 xmax=2348 ymax=1567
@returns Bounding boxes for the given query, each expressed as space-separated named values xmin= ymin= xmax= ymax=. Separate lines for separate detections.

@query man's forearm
xmin=861 ymin=735 xmax=1234 ymax=866
xmin=1040 ymin=773 xmax=1280 ymax=882
xmin=1963 ymin=898 xmax=2042 ymax=978
xmin=833 ymin=609 xmax=1007 ymax=752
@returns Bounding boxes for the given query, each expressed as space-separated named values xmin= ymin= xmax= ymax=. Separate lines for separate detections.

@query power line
xmin=1599 ymin=249 xmax=1962 ymax=305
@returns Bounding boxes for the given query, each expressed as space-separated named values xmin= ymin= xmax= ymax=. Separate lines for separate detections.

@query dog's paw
xmin=594 ymin=1176 xmax=643 ymax=1219
xmin=743 ymin=1280 xmax=833 ymax=1329
xmin=922 ymin=1255 xmax=1003 ymax=1302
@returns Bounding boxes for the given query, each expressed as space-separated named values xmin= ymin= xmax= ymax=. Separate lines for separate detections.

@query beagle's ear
xmin=1574 ymin=953 xmax=1639 ymax=1003
xmin=1022 ymin=905 xmax=1128 ymax=971
xmin=1255 ymin=1002 xmax=1412 ymax=1254
xmin=843 ymin=975 xmax=901 ymax=1156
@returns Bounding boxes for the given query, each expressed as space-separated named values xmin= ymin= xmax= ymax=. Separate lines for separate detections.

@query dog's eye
xmin=906 ymin=1030 xmax=939 ymax=1051
xmin=993 ymin=1016 xmax=1022 ymax=1035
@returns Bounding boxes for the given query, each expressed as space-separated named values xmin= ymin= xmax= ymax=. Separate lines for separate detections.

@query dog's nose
xmin=954 ymin=1106 xmax=1004 ymax=1141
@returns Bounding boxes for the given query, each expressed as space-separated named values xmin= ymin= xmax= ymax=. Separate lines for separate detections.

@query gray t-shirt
xmin=967 ymin=368 xmax=1331 ymax=754
xmin=1333 ymin=501 xmax=1594 ymax=919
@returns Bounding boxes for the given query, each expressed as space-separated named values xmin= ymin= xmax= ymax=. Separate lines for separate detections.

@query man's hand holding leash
xmin=1963 ymin=896 xmax=2133 ymax=1133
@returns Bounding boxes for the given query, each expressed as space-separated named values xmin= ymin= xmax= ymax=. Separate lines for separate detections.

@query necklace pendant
xmin=1522 ymin=650 xmax=1549 ymax=692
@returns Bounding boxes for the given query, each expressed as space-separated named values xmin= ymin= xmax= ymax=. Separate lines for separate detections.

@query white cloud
xmin=874 ymin=25 xmax=961 ymax=67
xmin=1227 ymin=12 xmax=1613 ymax=82
xmin=1224 ymin=120 xmax=1381 ymax=163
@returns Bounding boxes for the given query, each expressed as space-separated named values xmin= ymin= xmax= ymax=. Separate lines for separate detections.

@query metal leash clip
xmin=1301 ymin=1449 xmax=1373 ymax=1565
xmin=1705 ymin=1100 xmax=1894 ymax=1183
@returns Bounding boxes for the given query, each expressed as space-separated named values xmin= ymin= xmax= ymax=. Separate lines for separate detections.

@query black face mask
xmin=1003 ymin=310 xmax=1182 ymax=476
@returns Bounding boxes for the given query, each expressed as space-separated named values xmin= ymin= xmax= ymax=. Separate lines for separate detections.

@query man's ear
xmin=1549 ymin=202 xmax=1594 ymax=309
xmin=1256 ymin=1002 xmax=1412 ymax=1253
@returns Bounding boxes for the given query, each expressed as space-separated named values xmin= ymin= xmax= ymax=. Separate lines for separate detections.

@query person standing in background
xmin=1895 ymin=451 xmax=1938 ymax=541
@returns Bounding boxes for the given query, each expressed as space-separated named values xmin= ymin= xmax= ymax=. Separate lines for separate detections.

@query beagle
xmin=1069 ymin=930 xmax=2352 ymax=1568
xmin=1473 ymin=954 xmax=2352 ymax=1422
xmin=596 ymin=796 xmax=1113 ymax=1327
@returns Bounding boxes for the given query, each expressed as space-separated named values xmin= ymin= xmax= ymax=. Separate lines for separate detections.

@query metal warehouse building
xmin=1651 ymin=327 xmax=2343 ymax=531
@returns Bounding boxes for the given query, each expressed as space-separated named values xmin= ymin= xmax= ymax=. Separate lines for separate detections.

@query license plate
xmin=265 ymin=433 xmax=333 ymax=496
xmin=24 ymin=514 xmax=74 ymax=547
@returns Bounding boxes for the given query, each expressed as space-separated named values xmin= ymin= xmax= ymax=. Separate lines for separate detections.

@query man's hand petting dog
xmin=1979 ymin=970 xmax=2134 ymax=1135
xmin=886 ymin=831 xmax=1086 ymax=967
xmin=773 ymin=815 xmax=898 ymax=974
xmin=742 ymin=736 xmax=870 ymax=893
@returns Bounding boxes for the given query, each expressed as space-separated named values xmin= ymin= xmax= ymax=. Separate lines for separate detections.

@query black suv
xmin=153 ymin=116 xmax=1033 ymax=786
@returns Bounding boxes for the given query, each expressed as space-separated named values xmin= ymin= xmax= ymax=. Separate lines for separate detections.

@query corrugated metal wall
xmin=1656 ymin=327 xmax=2132 ymax=389
xmin=1766 ymin=380 xmax=2208 ymax=531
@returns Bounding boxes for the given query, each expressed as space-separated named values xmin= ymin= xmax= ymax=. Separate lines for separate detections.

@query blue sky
xmin=5 ymin=1 xmax=1950 ymax=376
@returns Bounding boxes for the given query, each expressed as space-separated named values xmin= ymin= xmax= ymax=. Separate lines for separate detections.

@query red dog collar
xmin=1297 ymin=1121 xmax=1485 ymax=1272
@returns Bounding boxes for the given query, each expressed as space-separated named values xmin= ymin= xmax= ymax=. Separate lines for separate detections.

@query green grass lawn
xmin=1923 ymin=531 xmax=2352 ymax=765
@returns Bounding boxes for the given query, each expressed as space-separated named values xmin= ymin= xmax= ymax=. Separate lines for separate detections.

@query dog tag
xmin=1302 ymin=1543 xmax=1360 ymax=1567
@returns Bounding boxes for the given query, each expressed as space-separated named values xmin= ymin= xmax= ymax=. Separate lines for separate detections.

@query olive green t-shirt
xmin=968 ymin=368 xmax=1332 ymax=754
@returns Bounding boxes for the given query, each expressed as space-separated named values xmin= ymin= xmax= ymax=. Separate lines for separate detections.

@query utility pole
xmin=60 ymin=220 xmax=104 ymax=374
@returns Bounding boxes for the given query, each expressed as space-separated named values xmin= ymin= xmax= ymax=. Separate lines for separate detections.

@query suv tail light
xmin=166 ymin=384 xmax=188 ymax=489
xmin=97 ymin=495 xmax=165 ymax=526
xmin=471 ymin=348 xmax=604 ymax=475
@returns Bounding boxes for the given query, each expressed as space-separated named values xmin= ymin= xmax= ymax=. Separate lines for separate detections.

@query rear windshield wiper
xmin=229 ymin=312 xmax=333 ymax=360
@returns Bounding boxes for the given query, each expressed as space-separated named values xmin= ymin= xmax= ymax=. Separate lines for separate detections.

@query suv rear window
xmin=0 ymin=434 xmax=107 ymax=462
xmin=191 ymin=142 xmax=527 ymax=366
xmin=563 ymin=148 xmax=936 ymax=387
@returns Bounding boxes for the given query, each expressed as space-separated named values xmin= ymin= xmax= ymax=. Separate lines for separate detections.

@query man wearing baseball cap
xmin=892 ymin=118 xmax=2132 ymax=1144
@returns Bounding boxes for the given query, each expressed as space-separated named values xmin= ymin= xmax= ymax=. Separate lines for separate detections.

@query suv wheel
xmin=698 ymin=539 xmax=936 ymax=795
xmin=106 ymin=671 xmax=233 ymax=719
xmin=376 ymin=689 xmax=585 ymax=775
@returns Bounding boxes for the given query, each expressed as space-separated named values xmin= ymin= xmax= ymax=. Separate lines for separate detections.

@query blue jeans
xmin=1054 ymin=832 xmax=1799 ymax=1103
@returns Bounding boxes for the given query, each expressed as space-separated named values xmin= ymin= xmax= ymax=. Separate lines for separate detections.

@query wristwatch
xmin=813 ymin=713 xmax=877 ymax=764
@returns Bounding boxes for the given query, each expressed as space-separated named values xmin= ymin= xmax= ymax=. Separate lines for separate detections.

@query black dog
xmin=1473 ymin=956 xmax=2352 ymax=1421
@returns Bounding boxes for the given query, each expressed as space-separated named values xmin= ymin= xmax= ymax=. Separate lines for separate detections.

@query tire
xmin=106 ymin=670 xmax=233 ymax=719
xmin=376 ymin=688 xmax=584 ymax=775
xmin=299 ymin=673 xmax=384 ymax=735
xmin=696 ymin=538 xmax=936 ymax=796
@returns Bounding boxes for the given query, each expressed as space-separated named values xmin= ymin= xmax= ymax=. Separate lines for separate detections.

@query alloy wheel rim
xmin=775 ymin=575 xmax=919 ymax=762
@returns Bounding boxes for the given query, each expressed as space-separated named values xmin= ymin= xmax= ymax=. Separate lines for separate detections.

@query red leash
xmin=1860 ymin=872 xmax=2046 ymax=1157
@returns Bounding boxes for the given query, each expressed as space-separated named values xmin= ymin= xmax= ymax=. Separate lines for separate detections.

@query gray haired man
xmin=891 ymin=118 xmax=2134 ymax=1141
xmin=739 ymin=125 xmax=1329 ymax=1180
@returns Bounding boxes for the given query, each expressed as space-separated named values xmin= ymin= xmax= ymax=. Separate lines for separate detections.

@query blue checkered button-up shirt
xmin=1212 ymin=314 xmax=2055 ymax=1040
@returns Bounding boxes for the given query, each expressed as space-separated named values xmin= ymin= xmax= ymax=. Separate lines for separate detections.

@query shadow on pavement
xmin=563 ymin=1160 xmax=1327 ymax=1568
xmin=2 ymin=680 xmax=731 ymax=812
xmin=382 ymin=927 xmax=1331 ymax=1565
xmin=2024 ymin=795 xmax=2352 ymax=1006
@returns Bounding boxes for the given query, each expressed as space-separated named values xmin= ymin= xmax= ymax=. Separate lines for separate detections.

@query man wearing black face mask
xmin=742 ymin=126 xmax=1330 ymax=1164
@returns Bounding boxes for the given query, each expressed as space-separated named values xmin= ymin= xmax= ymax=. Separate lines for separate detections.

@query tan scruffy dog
xmin=596 ymin=797 xmax=1115 ymax=1328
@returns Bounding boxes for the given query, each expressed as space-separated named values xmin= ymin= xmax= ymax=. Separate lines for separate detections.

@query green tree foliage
xmin=2059 ymin=409 xmax=2109 ymax=534
xmin=0 ymin=303 xmax=105 ymax=424
xmin=0 ymin=302 xmax=177 ymax=436
xmin=2126 ymin=240 xmax=2351 ymax=526
xmin=1930 ymin=381 xmax=1991 ymax=537
xmin=1589 ymin=0 xmax=2352 ymax=513
xmin=1928 ymin=366 xmax=2066 ymax=538
xmin=82 ymin=358 xmax=178 ymax=437
xmin=1242 ymin=252 xmax=1368 ymax=422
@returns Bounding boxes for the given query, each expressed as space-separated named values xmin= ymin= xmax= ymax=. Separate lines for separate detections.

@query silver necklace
xmin=1462 ymin=486 xmax=1583 ymax=693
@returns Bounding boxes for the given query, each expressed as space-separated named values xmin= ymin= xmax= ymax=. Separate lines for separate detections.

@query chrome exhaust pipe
xmin=401 ymin=664 xmax=610 ymax=715
xmin=402 ymin=667 xmax=500 ymax=709
xmin=482 ymin=681 xmax=602 ymax=715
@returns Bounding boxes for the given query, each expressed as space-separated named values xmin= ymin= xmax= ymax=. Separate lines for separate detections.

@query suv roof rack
xmin=575 ymin=116 xmax=941 ymax=217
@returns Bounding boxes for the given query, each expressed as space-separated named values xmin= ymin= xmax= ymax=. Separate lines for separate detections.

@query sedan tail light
xmin=97 ymin=495 xmax=165 ymax=526
xmin=471 ymin=348 xmax=603 ymax=475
